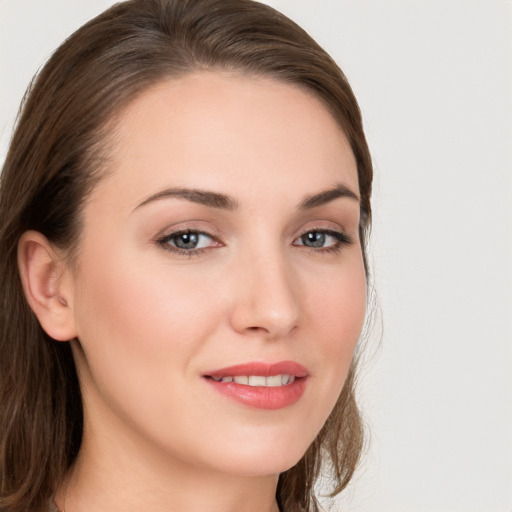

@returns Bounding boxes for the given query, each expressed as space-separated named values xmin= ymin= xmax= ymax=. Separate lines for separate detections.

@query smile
xmin=209 ymin=374 xmax=296 ymax=386
xmin=203 ymin=361 xmax=308 ymax=410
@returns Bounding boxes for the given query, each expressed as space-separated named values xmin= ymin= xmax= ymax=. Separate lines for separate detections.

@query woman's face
xmin=67 ymin=72 xmax=367 ymax=476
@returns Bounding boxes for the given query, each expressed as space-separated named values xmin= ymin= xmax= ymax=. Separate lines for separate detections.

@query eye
xmin=157 ymin=230 xmax=220 ymax=254
xmin=294 ymin=229 xmax=352 ymax=252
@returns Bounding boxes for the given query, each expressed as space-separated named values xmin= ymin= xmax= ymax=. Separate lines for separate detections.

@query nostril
xmin=245 ymin=325 xmax=271 ymax=335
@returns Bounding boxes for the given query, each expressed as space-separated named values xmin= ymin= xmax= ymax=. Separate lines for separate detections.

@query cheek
xmin=309 ymin=259 xmax=367 ymax=353
xmin=75 ymin=246 xmax=211 ymax=348
xmin=70 ymin=246 xmax=234 ymax=463
xmin=70 ymin=245 xmax=217 ymax=412
xmin=302 ymin=257 xmax=367 ymax=410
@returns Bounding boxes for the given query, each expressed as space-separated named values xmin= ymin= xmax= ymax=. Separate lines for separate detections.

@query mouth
xmin=203 ymin=361 xmax=308 ymax=410
xmin=207 ymin=374 xmax=297 ymax=386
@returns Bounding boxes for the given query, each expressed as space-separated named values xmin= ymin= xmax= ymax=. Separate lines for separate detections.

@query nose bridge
xmin=230 ymin=238 xmax=300 ymax=338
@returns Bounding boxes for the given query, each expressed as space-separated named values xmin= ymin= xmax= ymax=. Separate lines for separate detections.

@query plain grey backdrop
xmin=1 ymin=1 xmax=511 ymax=511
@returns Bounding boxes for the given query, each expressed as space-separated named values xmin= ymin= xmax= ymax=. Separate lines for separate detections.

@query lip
xmin=204 ymin=361 xmax=309 ymax=379
xmin=203 ymin=361 xmax=309 ymax=410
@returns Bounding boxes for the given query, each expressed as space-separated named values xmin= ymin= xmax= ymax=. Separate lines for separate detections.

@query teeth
xmin=266 ymin=375 xmax=283 ymax=387
xmin=248 ymin=375 xmax=266 ymax=386
xmin=211 ymin=374 xmax=296 ymax=387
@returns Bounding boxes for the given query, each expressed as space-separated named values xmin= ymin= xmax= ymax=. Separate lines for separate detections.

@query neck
xmin=55 ymin=421 xmax=280 ymax=512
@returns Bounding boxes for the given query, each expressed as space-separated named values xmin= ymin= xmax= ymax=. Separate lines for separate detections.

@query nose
xmin=229 ymin=250 xmax=300 ymax=340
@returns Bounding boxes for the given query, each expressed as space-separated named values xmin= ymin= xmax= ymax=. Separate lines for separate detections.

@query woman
xmin=0 ymin=1 xmax=373 ymax=511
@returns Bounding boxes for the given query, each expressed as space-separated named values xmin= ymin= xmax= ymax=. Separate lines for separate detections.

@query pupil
xmin=303 ymin=232 xmax=325 ymax=248
xmin=175 ymin=232 xmax=199 ymax=249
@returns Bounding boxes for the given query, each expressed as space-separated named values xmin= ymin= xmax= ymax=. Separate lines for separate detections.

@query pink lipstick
xmin=203 ymin=361 xmax=308 ymax=410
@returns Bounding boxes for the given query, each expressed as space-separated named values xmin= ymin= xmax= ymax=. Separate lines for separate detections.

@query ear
xmin=17 ymin=230 xmax=78 ymax=342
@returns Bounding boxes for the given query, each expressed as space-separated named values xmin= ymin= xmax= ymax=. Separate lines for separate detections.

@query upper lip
xmin=204 ymin=361 xmax=309 ymax=378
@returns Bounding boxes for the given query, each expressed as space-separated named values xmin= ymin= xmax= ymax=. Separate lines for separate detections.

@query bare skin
xmin=19 ymin=72 xmax=366 ymax=512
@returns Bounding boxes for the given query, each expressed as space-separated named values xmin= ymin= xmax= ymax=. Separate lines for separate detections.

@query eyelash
xmin=295 ymin=229 xmax=353 ymax=254
xmin=156 ymin=229 xmax=220 ymax=258
xmin=156 ymin=228 xmax=353 ymax=257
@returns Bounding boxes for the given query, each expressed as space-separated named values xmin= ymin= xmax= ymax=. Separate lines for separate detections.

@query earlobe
xmin=17 ymin=230 xmax=78 ymax=342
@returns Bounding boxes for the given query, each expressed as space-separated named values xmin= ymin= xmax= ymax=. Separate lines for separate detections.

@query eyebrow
xmin=135 ymin=187 xmax=239 ymax=211
xmin=298 ymin=183 xmax=360 ymax=209
xmin=134 ymin=183 xmax=359 ymax=212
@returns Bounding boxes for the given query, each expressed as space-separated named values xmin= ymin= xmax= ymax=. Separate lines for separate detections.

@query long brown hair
xmin=0 ymin=1 xmax=373 ymax=511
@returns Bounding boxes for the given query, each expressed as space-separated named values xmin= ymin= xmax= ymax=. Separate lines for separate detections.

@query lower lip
xmin=205 ymin=377 xmax=307 ymax=410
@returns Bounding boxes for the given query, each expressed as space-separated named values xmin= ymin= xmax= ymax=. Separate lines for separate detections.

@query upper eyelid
xmin=294 ymin=224 xmax=347 ymax=238
xmin=157 ymin=229 xmax=221 ymax=245
xmin=298 ymin=227 xmax=344 ymax=236
xmin=155 ymin=223 xmax=222 ymax=241
xmin=157 ymin=225 xmax=345 ymax=237
xmin=154 ymin=213 xmax=355 ymax=243
xmin=294 ymin=228 xmax=351 ymax=242
xmin=155 ymin=223 xmax=349 ymax=240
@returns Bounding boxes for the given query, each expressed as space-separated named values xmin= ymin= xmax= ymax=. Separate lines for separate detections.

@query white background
xmin=1 ymin=1 xmax=511 ymax=511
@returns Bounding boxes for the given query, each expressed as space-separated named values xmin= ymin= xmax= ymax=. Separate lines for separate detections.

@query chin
xmin=214 ymin=453 xmax=307 ymax=478
xmin=197 ymin=429 xmax=315 ymax=478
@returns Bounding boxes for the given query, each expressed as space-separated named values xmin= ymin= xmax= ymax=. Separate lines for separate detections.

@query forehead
xmin=97 ymin=71 xmax=358 ymax=209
